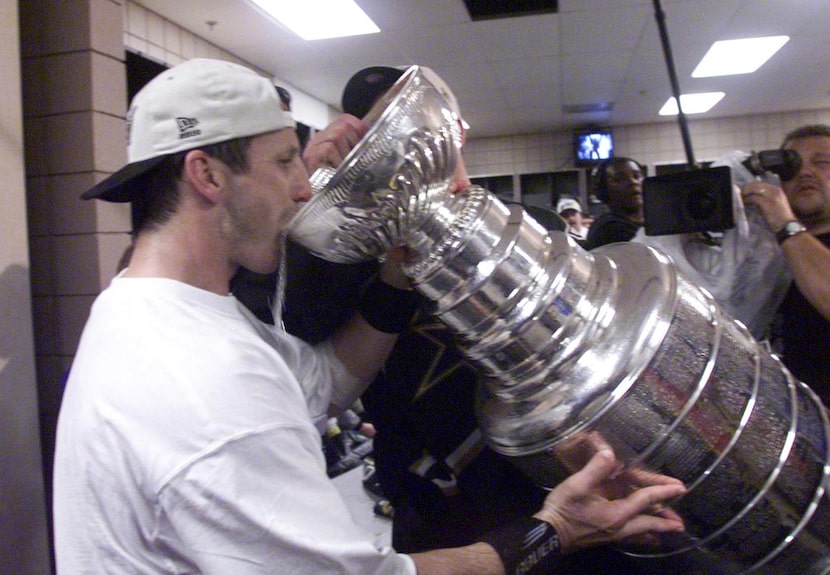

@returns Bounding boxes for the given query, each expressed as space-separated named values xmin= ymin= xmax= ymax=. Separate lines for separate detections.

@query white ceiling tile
xmin=132 ymin=0 xmax=830 ymax=137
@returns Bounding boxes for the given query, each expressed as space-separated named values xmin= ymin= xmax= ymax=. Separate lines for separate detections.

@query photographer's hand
xmin=740 ymin=180 xmax=797 ymax=233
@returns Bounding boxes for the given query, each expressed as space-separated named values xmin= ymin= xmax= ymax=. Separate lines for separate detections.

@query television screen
xmin=574 ymin=129 xmax=613 ymax=166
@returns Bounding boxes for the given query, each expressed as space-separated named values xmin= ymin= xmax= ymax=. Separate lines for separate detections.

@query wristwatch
xmin=775 ymin=220 xmax=807 ymax=245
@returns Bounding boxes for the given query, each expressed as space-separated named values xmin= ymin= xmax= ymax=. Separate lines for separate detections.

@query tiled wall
xmin=122 ymin=0 xmax=830 ymax=183
xmin=122 ymin=2 xmax=336 ymax=129
xmin=123 ymin=2 xmax=254 ymax=72
xmin=464 ymin=109 xmax=830 ymax=183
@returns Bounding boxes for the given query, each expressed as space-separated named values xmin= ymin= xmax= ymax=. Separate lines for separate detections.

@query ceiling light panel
xmin=692 ymin=36 xmax=789 ymax=78
xmin=659 ymin=92 xmax=725 ymax=116
xmin=250 ymin=0 xmax=380 ymax=40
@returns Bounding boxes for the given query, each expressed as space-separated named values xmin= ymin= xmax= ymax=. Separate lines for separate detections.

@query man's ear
xmin=182 ymin=149 xmax=225 ymax=203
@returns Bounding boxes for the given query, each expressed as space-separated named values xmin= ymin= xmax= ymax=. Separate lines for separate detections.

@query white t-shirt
xmin=53 ymin=276 xmax=415 ymax=574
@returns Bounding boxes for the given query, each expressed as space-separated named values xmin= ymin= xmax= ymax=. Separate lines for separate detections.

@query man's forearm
xmin=330 ymin=313 xmax=400 ymax=405
xmin=410 ymin=542 xmax=506 ymax=575
xmin=326 ymin=253 xmax=419 ymax=412
xmin=782 ymin=232 xmax=830 ymax=320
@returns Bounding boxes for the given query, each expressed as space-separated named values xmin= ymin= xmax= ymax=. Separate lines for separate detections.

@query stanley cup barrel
xmin=288 ymin=66 xmax=830 ymax=574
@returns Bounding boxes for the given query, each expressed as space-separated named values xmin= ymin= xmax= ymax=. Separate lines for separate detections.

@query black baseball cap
xmin=341 ymin=66 xmax=405 ymax=119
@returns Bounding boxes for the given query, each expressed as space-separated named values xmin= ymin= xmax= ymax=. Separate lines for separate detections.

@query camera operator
xmin=741 ymin=124 xmax=830 ymax=406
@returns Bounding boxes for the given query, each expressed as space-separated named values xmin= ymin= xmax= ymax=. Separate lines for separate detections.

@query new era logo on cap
xmin=176 ymin=117 xmax=201 ymax=140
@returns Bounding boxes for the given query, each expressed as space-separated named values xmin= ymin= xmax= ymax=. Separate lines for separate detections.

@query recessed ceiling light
xmin=659 ymin=92 xmax=725 ymax=116
xmin=692 ymin=36 xmax=789 ymax=78
xmin=249 ymin=0 xmax=380 ymax=40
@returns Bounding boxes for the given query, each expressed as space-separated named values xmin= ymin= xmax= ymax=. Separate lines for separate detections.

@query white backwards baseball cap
xmin=82 ymin=58 xmax=295 ymax=202
xmin=556 ymin=197 xmax=582 ymax=214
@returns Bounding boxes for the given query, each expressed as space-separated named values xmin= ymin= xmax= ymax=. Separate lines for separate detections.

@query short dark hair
xmin=131 ymin=137 xmax=254 ymax=233
xmin=782 ymin=124 xmax=830 ymax=149
xmin=592 ymin=156 xmax=644 ymax=204
xmin=275 ymin=85 xmax=292 ymax=110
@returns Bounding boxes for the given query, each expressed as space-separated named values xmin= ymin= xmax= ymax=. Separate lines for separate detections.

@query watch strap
xmin=775 ymin=220 xmax=807 ymax=245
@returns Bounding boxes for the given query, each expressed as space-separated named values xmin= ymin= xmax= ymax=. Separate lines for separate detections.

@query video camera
xmin=642 ymin=165 xmax=733 ymax=236
xmin=642 ymin=149 xmax=802 ymax=236
xmin=741 ymin=148 xmax=801 ymax=181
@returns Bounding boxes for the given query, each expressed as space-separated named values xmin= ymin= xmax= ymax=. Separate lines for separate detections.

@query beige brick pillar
xmin=19 ymin=0 xmax=132 ymax=565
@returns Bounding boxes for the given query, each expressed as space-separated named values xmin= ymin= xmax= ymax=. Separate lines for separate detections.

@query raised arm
xmin=327 ymin=251 xmax=418 ymax=410
xmin=742 ymin=180 xmax=830 ymax=320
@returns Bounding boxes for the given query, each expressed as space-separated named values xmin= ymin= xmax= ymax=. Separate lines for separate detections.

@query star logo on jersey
xmin=407 ymin=316 xmax=482 ymax=402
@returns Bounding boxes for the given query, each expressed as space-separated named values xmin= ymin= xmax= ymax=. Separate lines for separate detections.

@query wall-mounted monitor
xmin=573 ymin=127 xmax=614 ymax=167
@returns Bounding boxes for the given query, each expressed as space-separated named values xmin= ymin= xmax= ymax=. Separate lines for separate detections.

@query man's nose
xmin=293 ymin=163 xmax=313 ymax=202
xmin=294 ymin=178 xmax=313 ymax=202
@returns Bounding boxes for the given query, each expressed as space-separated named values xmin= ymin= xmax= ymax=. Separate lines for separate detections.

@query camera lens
xmin=776 ymin=149 xmax=801 ymax=182
xmin=686 ymin=183 xmax=717 ymax=221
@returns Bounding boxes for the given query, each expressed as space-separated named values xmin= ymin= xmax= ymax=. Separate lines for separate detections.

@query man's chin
xmin=793 ymin=206 xmax=824 ymax=222
xmin=245 ymin=252 xmax=281 ymax=276
xmin=792 ymin=189 xmax=825 ymax=208
xmin=243 ymin=265 xmax=279 ymax=276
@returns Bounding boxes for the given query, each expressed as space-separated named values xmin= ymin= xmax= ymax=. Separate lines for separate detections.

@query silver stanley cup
xmin=288 ymin=66 xmax=830 ymax=574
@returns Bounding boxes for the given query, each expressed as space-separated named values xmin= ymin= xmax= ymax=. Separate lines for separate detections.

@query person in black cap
xmin=341 ymin=66 xmax=405 ymax=120
xmin=281 ymin=66 xmax=685 ymax=575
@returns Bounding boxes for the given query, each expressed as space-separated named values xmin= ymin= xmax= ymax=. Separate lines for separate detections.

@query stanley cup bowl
xmin=288 ymin=65 xmax=463 ymax=264
xmin=286 ymin=67 xmax=830 ymax=574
